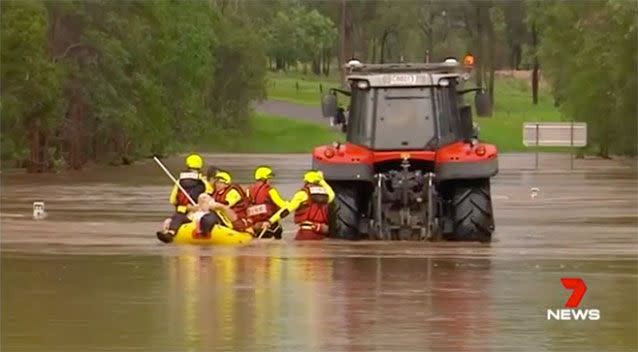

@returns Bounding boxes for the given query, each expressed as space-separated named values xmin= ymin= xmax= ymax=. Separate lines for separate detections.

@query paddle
xmin=153 ymin=156 xmax=197 ymax=206
xmin=257 ymin=224 xmax=269 ymax=239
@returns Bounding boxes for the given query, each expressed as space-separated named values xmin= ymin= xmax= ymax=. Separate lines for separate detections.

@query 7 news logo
xmin=547 ymin=278 xmax=600 ymax=320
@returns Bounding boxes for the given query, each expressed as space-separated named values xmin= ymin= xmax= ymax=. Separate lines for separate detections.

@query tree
xmin=1 ymin=0 xmax=64 ymax=171
xmin=537 ymin=1 xmax=638 ymax=156
xmin=502 ymin=1 xmax=528 ymax=70
xmin=1 ymin=1 xmax=269 ymax=171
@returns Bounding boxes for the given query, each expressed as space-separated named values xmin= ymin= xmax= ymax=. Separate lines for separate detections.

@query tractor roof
xmin=346 ymin=62 xmax=467 ymax=88
xmin=347 ymin=61 xmax=464 ymax=74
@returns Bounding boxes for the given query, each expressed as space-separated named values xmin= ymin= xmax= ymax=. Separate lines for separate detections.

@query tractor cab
xmin=321 ymin=58 xmax=492 ymax=151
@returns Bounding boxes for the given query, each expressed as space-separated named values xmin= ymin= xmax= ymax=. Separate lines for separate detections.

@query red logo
xmin=561 ymin=278 xmax=587 ymax=308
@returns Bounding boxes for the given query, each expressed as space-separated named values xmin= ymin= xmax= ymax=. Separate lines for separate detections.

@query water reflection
xmin=160 ymin=251 xmax=493 ymax=352
xmin=330 ymin=257 xmax=493 ymax=352
xmin=162 ymin=247 xmax=336 ymax=351
xmin=3 ymin=250 xmax=637 ymax=351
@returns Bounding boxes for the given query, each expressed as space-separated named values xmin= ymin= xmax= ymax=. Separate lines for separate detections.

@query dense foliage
xmin=1 ymin=0 xmax=635 ymax=172
xmin=1 ymin=0 xmax=266 ymax=171
xmin=534 ymin=1 xmax=637 ymax=156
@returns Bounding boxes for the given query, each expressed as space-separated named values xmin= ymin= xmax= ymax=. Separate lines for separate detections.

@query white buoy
xmin=33 ymin=201 xmax=47 ymax=220
xmin=530 ymin=187 xmax=540 ymax=199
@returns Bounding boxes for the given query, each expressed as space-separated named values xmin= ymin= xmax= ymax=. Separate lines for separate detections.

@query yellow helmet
xmin=303 ymin=170 xmax=323 ymax=184
xmin=185 ymin=154 xmax=203 ymax=170
xmin=214 ymin=170 xmax=232 ymax=184
xmin=254 ymin=166 xmax=274 ymax=181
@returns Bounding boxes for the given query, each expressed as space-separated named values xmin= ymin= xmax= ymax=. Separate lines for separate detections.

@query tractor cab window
xmin=347 ymin=87 xmax=374 ymax=147
xmin=436 ymin=82 xmax=470 ymax=144
xmin=373 ymin=87 xmax=436 ymax=150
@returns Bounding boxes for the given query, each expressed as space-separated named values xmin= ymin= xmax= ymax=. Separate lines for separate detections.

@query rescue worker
xmin=266 ymin=170 xmax=334 ymax=240
xmin=157 ymin=154 xmax=212 ymax=242
xmin=212 ymin=170 xmax=253 ymax=233
xmin=246 ymin=166 xmax=287 ymax=239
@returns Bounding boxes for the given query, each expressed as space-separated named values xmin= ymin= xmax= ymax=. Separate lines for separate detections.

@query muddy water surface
xmin=1 ymin=153 xmax=637 ymax=352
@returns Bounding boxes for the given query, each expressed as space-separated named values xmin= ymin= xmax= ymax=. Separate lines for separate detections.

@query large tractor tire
xmin=448 ymin=179 xmax=494 ymax=242
xmin=328 ymin=183 xmax=361 ymax=240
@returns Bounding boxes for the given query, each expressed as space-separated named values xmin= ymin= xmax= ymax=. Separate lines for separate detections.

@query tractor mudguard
xmin=435 ymin=141 xmax=499 ymax=181
xmin=312 ymin=143 xmax=375 ymax=182
xmin=435 ymin=158 xmax=498 ymax=180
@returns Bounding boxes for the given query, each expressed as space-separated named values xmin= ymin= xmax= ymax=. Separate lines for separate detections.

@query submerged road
xmin=1 ymin=153 xmax=637 ymax=352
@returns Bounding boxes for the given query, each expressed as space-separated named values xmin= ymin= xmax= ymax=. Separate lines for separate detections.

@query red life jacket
xmin=176 ymin=171 xmax=206 ymax=206
xmin=246 ymin=181 xmax=279 ymax=222
xmin=213 ymin=183 xmax=249 ymax=218
xmin=294 ymin=184 xmax=329 ymax=225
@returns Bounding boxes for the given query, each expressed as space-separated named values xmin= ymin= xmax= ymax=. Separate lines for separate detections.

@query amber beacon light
xmin=463 ymin=53 xmax=475 ymax=67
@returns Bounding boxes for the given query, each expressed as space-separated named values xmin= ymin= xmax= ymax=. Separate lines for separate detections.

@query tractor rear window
xmin=373 ymin=87 xmax=436 ymax=150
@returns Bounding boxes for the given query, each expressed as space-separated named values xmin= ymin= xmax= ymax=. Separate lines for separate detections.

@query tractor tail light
xmin=324 ymin=148 xmax=335 ymax=158
xmin=475 ymin=145 xmax=486 ymax=156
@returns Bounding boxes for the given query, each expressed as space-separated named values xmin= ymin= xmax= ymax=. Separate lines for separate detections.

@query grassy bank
xmin=267 ymin=71 xmax=339 ymax=105
xmin=266 ymin=72 xmax=566 ymax=152
xmin=198 ymin=113 xmax=343 ymax=153
xmin=477 ymin=77 xmax=564 ymax=152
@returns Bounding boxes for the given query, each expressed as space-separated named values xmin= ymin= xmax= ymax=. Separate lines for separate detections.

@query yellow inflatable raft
xmin=168 ymin=222 xmax=253 ymax=245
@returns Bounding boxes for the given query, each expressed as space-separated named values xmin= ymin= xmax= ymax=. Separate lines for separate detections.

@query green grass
xmin=266 ymin=71 xmax=339 ymax=106
xmin=198 ymin=113 xmax=343 ymax=153
xmin=477 ymin=77 xmax=565 ymax=152
xmin=267 ymin=72 xmax=567 ymax=152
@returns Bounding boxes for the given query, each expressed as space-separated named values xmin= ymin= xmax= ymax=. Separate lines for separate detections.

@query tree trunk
xmin=531 ymin=19 xmax=539 ymax=105
xmin=371 ymin=38 xmax=377 ymax=64
xmin=359 ymin=28 xmax=369 ymax=62
xmin=67 ymin=82 xmax=85 ymax=170
xmin=475 ymin=5 xmax=484 ymax=88
xmin=427 ymin=26 xmax=434 ymax=62
xmin=486 ymin=7 xmax=496 ymax=105
xmin=312 ymin=57 xmax=321 ymax=75
xmin=513 ymin=44 xmax=522 ymax=70
xmin=339 ymin=0 xmax=352 ymax=88
xmin=380 ymin=31 xmax=390 ymax=64
xmin=323 ymin=48 xmax=331 ymax=76
xmin=426 ymin=6 xmax=435 ymax=61
xmin=27 ymin=119 xmax=45 ymax=173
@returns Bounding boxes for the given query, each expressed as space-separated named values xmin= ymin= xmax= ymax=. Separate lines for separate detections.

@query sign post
xmin=570 ymin=120 xmax=574 ymax=170
xmin=535 ymin=123 xmax=540 ymax=169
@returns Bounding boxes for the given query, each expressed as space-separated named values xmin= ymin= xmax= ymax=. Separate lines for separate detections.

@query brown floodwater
xmin=1 ymin=153 xmax=637 ymax=352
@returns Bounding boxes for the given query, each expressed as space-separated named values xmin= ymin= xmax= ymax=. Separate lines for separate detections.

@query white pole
xmin=257 ymin=224 xmax=269 ymax=239
xmin=153 ymin=156 xmax=197 ymax=206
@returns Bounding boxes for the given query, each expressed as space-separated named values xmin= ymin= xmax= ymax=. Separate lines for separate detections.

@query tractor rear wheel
xmin=447 ymin=179 xmax=494 ymax=242
xmin=329 ymin=183 xmax=360 ymax=240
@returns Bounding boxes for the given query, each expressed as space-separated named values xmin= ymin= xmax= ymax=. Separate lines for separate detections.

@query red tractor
xmin=315 ymin=59 xmax=497 ymax=242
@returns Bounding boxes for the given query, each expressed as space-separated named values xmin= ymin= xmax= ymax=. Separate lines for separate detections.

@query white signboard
xmin=523 ymin=122 xmax=587 ymax=147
